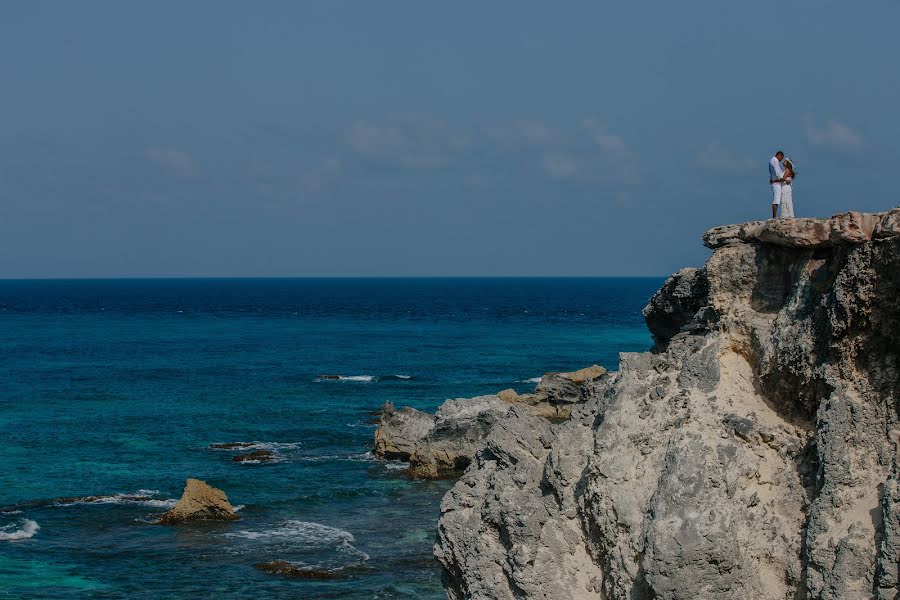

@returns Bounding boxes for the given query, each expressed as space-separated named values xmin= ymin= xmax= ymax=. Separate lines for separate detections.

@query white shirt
xmin=769 ymin=156 xmax=784 ymax=183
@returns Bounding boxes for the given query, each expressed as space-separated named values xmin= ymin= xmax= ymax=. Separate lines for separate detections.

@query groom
xmin=769 ymin=150 xmax=785 ymax=218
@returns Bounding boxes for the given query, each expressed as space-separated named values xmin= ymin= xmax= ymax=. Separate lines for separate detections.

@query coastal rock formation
xmin=232 ymin=450 xmax=276 ymax=463
xmin=159 ymin=479 xmax=238 ymax=525
xmin=435 ymin=211 xmax=900 ymax=599
xmin=254 ymin=561 xmax=340 ymax=580
xmin=376 ymin=396 xmax=510 ymax=478
xmin=374 ymin=366 xmax=607 ymax=478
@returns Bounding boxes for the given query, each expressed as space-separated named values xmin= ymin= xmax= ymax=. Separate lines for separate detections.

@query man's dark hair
xmin=775 ymin=150 xmax=784 ymax=157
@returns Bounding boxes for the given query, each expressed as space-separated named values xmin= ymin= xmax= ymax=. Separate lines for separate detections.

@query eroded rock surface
xmin=159 ymin=478 xmax=238 ymax=525
xmin=436 ymin=211 xmax=900 ymax=599
xmin=374 ymin=366 xmax=607 ymax=478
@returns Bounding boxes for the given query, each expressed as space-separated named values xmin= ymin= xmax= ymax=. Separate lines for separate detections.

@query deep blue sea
xmin=0 ymin=278 xmax=661 ymax=599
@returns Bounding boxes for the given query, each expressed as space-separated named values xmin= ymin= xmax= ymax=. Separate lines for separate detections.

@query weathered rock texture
xmin=436 ymin=211 xmax=900 ymax=599
xmin=374 ymin=366 xmax=607 ymax=478
xmin=159 ymin=479 xmax=238 ymax=525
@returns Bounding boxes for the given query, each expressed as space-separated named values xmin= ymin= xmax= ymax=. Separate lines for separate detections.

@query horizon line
xmin=0 ymin=274 xmax=670 ymax=282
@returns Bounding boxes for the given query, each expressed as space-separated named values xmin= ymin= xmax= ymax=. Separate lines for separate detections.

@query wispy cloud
xmin=696 ymin=142 xmax=754 ymax=174
xmin=487 ymin=117 xmax=636 ymax=184
xmin=346 ymin=116 xmax=467 ymax=169
xmin=486 ymin=120 xmax=562 ymax=149
xmin=804 ymin=116 xmax=864 ymax=151
xmin=582 ymin=118 xmax=628 ymax=158
xmin=541 ymin=153 xmax=577 ymax=179
xmin=145 ymin=148 xmax=196 ymax=177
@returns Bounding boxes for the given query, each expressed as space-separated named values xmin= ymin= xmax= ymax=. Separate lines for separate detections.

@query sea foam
xmin=224 ymin=520 xmax=368 ymax=559
xmin=0 ymin=519 xmax=40 ymax=541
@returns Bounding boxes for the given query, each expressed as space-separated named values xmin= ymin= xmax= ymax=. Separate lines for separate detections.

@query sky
xmin=1 ymin=1 xmax=898 ymax=278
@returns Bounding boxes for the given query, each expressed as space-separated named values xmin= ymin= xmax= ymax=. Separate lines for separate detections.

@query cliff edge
xmin=435 ymin=209 xmax=900 ymax=600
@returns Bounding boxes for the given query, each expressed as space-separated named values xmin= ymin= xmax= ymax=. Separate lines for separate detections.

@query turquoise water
xmin=0 ymin=278 xmax=660 ymax=599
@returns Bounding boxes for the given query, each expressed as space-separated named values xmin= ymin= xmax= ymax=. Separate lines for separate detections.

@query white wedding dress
xmin=780 ymin=174 xmax=794 ymax=218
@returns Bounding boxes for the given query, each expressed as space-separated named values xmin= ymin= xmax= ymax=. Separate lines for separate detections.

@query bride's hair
xmin=784 ymin=159 xmax=797 ymax=177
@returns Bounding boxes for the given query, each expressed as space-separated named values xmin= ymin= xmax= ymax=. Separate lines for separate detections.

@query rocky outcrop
xmin=374 ymin=366 xmax=607 ymax=478
xmin=232 ymin=450 xmax=276 ymax=463
xmin=436 ymin=211 xmax=900 ymax=599
xmin=376 ymin=396 xmax=511 ymax=478
xmin=159 ymin=479 xmax=238 ymax=525
xmin=254 ymin=561 xmax=340 ymax=579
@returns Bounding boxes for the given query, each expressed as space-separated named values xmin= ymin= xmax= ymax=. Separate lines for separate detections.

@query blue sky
xmin=1 ymin=1 xmax=898 ymax=277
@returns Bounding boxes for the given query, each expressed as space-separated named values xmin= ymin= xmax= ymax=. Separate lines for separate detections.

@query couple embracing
xmin=769 ymin=150 xmax=797 ymax=219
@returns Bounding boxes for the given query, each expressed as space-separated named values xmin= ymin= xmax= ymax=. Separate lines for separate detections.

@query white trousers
xmin=780 ymin=185 xmax=794 ymax=218
xmin=771 ymin=183 xmax=782 ymax=206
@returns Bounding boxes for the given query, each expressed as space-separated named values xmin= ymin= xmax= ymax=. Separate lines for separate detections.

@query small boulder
xmin=875 ymin=208 xmax=900 ymax=239
xmin=233 ymin=450 xmax=276 ymax=463
xmin=158 ymin=479 xmax=238 ymax=525
xmin=829 ymin=211 xmax=880 ymax=244
xmin=536 ymin=365 xmax=607 ymax=403
xmin=702 ymin=223 xmax=743 ymax=249
xmin=497 ymin=388 xmax=519 ymax=403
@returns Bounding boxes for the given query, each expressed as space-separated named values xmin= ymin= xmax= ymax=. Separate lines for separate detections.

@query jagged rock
xmin=374 ymin=403 xmax=436 ymax=461
xmin=407 ymin=395 xmax=510 ymax=478
xmin=232 ymin=450 xmax=276 ymax=463
xmin=875 ymin=208 xmax=900 ymax=239
xmin=643 ymin=267 xmax=710 ymax=347
xmin=536 ymin=365 xmax=606 ymax=399
xmin=158 ymin=479 xmax=238 ymax=525
xmin=435 ymin=211 xmax=900 ymax=600
xmin=374 ymin=367 xmax=605 ymax=478
xmin=702 ymin=223 xmax=743 ymax=249
xmin=829 ymin=211 xmax=880 ymax=244
xmin=705 ymin=212 xmax=896 ymax=251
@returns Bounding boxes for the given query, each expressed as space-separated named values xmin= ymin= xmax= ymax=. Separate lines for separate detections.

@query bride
xmin=779 ymin=159 xmax=796 ymax=218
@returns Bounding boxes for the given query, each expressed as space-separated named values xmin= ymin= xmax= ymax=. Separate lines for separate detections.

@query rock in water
xmin=435 ymin=212 xmax=900 ymax=599
xmin=254 ymin=561 xmax=339 ymax=580
xmin=232 ymin=450 xmax=276 ymax=463
xmin=374 ymin=403 xmax=436 ymax=461
xmin=158 ymin=479 xmax=238 ymax=525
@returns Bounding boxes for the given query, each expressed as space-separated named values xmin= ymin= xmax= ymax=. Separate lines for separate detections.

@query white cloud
xmin=145 ymin=148 xmax=195 ymax=177
xmin=696 ymin=142 xmax=755 ymax=174
xmin=346 ymin=116 xmax=467 ymax=169
xmin=582 ymin=118 xmax=628 ymax=157
xmin=489 ymin=117 xmax=636 ymax=184
xmin=541 ymin=153 xmax=577 ymax=179
xmin=487 ymin=120 xmax=561 ymax=149
xmin=804 ymin=117 xmax=864 ymax=151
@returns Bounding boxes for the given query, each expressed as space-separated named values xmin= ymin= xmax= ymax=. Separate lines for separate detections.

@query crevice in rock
xmin=750 ymin=245 xmax=806 ymax=314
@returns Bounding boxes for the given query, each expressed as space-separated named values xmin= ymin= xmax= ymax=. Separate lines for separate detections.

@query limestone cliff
xmin=374 ymin=366 xmax=606 ymax=478
xmin=435 ymin=210 xmax=900 ymax=600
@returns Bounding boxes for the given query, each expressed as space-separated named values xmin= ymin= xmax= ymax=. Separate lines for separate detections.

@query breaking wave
xmin=224 ymin=520 xmax=369 ymax=560
xmin=315 ymin=374 xmax=412 ymax=383
xmin=53 ymin=490 xmax=178 ymax=509
xmin=0 ymin=519 xmax=40 ymax=541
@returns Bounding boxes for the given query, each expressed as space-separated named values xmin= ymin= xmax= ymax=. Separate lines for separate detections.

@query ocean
xmin=0 ymin=277 xmax=661 ymax=599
